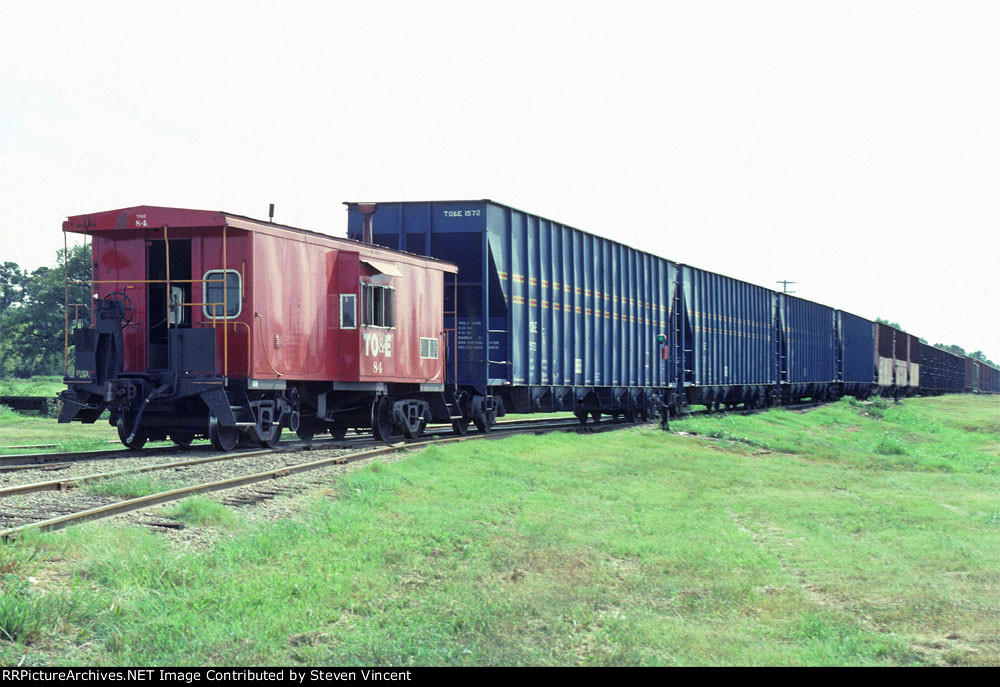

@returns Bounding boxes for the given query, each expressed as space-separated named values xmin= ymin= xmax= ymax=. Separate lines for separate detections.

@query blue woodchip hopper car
xmin=345 ymin=200 xmax=997 ymax=425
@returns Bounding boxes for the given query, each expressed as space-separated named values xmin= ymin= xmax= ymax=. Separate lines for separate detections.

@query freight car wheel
xmin=401 ymin=420 xmax=420 ymax=441
xmin=451 ymin=418 xmax=470 ymax=436
xmin=371 ymin=396 xmax=393 ymax=441
xmin=116 ymin=415 xmax=149 ymax=450
xmin=574 ymin=408 xmax=588 ymax=424
xmin=259 ymin=424 xmax=282 ymax=448
xmin=169 ymin=432 xmax=195 ymax=449
xmin=208 ymin=415 xmax=239 ymax=452
xmin=295 ymin=420 xmax=316 ymax=442
xmin=330 ymin=424 xmax=348 ymax=440
xmin=474 ymin=409 xmax=496 ymax=433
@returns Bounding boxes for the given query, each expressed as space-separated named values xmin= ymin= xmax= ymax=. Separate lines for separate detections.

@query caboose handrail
xmin=62 ymin=224 xmax=240 ymax=379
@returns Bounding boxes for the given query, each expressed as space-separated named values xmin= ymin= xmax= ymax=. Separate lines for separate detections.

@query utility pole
xmin=776 ymin=280 xmax=796 ymax=294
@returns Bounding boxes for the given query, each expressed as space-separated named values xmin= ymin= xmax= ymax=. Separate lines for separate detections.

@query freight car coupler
xmin=103 ymin=379 xmax=138 ymax=404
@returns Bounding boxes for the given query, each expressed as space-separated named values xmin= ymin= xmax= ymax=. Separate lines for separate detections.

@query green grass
xmin=0 ymin=575 xmax=98 ymax=644
xmin=0 ymin=400 xmax=175 ymax=454
xmin=0 ymin=395 xmax=997 ymax=666
xmin=83 ymin=474 xmax=180 ymax=499
xmin=671 ymin=395 xmax=999 ymax=474
xmin=0 ymin=376 xmax=65 ymax=399
xmin=0 ymin=376 xmax=125 ymax=453
xmin=164 ymin=497 xmax=239 ymax=528
xmin=0 ymin=537 xmax=99 ymax=644
xmin=0 ymin=404 xmax=123 ymax=453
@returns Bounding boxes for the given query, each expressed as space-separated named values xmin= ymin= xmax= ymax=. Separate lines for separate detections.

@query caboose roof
xmin=63 ymin=205 xmax=457 ymax=272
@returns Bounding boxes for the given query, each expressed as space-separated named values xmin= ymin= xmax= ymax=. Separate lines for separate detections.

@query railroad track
xmin=0 ymin=416 xmax=625 ymax=540
xmin=0 ymin=416 xmax=592 ymax=495
xmin=0 ymin=436 xmax=353 ymax=467
xmin=0 ymin=416 xmax=583 ymax=493
xmin=0 ymin=415 xmax=579 ymax=467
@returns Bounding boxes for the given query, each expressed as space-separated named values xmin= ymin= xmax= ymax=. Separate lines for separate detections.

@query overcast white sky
xmin=1 ymin=1 xmax=998 ymax=359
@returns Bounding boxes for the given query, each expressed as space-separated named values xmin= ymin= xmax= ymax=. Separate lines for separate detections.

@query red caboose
xmin=59 ymin=206 xmax=458 ymax=450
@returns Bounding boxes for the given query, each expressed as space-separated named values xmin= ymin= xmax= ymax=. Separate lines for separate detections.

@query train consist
xmin=344 ymin=200 xmax=997 ymax=422
xmin=58 ymin=202 xmax=997 ymax=449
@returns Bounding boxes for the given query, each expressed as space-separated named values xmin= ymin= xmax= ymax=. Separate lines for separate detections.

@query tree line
xmin=1 ymin=244 xmax=91 ymax=377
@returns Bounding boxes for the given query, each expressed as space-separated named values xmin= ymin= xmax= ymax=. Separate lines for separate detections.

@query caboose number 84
xmin=58 ymin=206 xmax=466 ymax=450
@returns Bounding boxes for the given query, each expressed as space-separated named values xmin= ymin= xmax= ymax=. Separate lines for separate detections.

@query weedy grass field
xmin=0 ymin=403 xmax=123 ymax=453
xmin=0 ymin=395 xmax=997 ymax=666
xmin=0 ymin=376 xmax=65 ymax=399
xmin=1 ymin=376 xmax=116 ymax=452
xmin=0 ymin=377 xmax=168 ymax=453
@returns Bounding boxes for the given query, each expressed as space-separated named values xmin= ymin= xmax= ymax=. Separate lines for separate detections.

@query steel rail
xmin=0 ymin=434 xmax=361 ymax=467
xmin=0 ymin=463 xmax=71 ymax=473
xmin=0 ymin=444 xmax=198 ymax=466
xmin=0 ymin=448 xmax=276 ymax=498
xmin=1 ymin=444 xmax=58 ymax=450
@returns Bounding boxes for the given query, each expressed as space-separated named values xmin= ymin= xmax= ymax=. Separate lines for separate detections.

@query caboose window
xmin=361 ymin=283 xmax=395 ymax=328
xmin=340 ymin=294 xmax=357 ymax=329
xmin=202 ymin=270 xmax=241 ymax=319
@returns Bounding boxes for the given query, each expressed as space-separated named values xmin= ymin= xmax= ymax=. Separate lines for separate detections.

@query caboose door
xmin=146 ymin=239 xmax=192 ymax=369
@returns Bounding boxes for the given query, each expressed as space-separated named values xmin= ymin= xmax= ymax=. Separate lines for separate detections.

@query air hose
xmin=126 ymin=383 xmax=172 ymax=444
